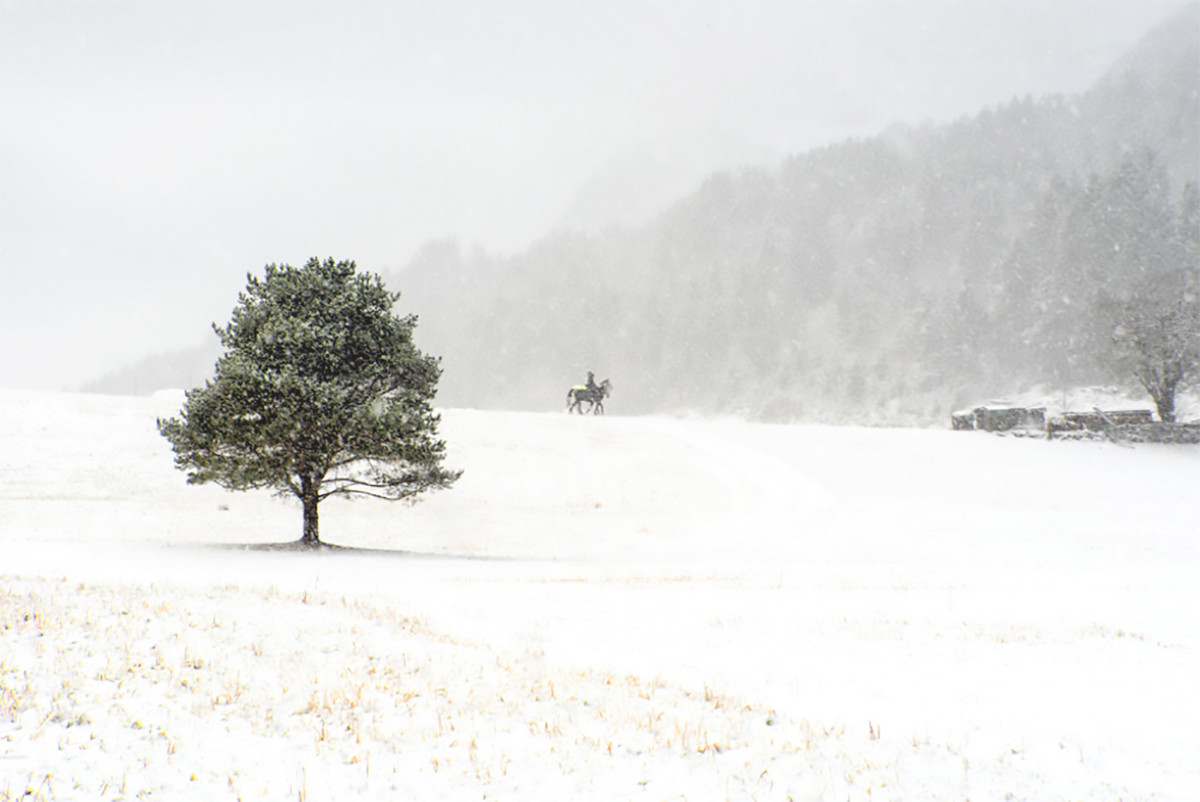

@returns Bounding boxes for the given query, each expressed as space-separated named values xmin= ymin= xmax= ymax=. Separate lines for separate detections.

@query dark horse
xmin=566 ymin=378 xmax=611 ymax=415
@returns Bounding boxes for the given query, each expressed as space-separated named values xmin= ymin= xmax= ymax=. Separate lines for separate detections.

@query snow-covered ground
xmin=1 ymin=388 xmax=1197 ymax=800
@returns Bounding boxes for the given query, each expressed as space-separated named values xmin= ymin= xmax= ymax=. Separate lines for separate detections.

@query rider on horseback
xmin=567 ymin=371 xmax=610 ymax=414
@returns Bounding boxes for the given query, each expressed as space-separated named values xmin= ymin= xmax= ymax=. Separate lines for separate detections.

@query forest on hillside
xmin=82 ymin=4 xmax=1199 ymax=424
xmin=393 ymin=4 xmax=1199 ymax=423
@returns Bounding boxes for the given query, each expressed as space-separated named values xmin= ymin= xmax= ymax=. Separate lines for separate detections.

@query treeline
xmin=85 ymin=5 xmax=1198 ymax=421
xmin=393 ymin=6 xmax=1198 ymax=422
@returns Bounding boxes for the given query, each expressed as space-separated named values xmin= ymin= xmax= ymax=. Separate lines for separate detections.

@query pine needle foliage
xmin=158 ymin=257 xmax=461 ymax=546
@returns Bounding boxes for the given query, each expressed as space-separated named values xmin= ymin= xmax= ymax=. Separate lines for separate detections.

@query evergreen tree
xmin=158 ymin=258 xmax=460 ymax=547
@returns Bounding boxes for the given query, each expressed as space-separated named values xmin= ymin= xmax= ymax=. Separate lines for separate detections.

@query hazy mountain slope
xmin=87 ymin=5 xmax=1198 ymax=419
xmin=390 ymin=4 xmax=1198 ymax=422
xmin=80 ymin=338 xmax=222 ymax=396
xmin=1081 ymin=1 xmax=1200 ymax=187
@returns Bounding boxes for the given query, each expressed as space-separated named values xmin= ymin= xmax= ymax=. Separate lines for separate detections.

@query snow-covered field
xmin=1 ymin=388 xmax=1197 ymax=801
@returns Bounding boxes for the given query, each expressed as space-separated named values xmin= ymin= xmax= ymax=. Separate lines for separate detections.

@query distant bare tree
xmin=1112 ymin=295 xmax=1199 ymax=423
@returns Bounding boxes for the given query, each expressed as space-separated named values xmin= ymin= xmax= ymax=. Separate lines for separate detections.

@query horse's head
xmin=599 ymin=379 xmax=612 ymax=397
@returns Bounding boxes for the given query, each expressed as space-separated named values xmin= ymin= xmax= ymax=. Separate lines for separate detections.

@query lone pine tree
xmin=158 ymin=257 xmax=460 ymax=547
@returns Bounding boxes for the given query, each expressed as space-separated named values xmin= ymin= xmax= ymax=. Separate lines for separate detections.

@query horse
xmin=566 ymin=378 xmax=611 ymax=415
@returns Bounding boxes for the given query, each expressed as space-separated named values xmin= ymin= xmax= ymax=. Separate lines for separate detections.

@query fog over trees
xmin=391 ymin=3 xmax=1198 ymax=423
xmin=86 ymin=4 xmax=1199 ymax=424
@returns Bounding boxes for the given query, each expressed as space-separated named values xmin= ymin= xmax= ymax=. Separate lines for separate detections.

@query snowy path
xmin=1 ymin=389 xmax=1197 ymax=800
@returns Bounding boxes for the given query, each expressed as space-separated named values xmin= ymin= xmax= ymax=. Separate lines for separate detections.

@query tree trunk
xmin=1151 ymin=385 xmax=1176 ymax=423
xmin=300 ymin=473 xmax=321 ymax=547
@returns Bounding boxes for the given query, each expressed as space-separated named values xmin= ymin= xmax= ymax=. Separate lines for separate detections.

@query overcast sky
xmin=0 ymin=0 xmax=1182 ymax=391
